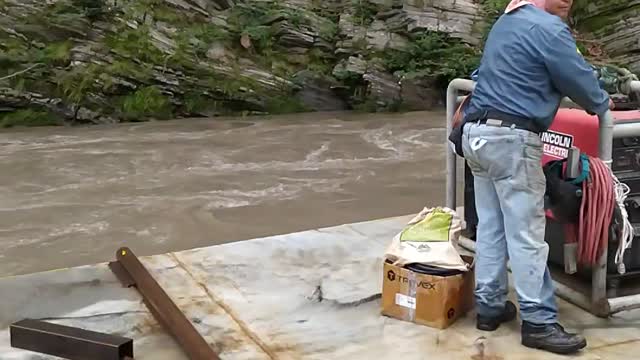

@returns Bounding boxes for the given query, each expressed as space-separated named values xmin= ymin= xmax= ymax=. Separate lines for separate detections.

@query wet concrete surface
xmin=4 ymin=216 xmax=639 ymax=360
xmin=0 ymin=110 xmax=455 ymax=277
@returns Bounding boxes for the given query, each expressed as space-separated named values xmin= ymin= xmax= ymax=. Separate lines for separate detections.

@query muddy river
xmin=0 ymin=110 xmax=460 ymax=277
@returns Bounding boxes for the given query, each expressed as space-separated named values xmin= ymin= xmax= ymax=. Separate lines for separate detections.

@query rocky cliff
xmin=2 ymin=0 xmax=636 ymax=127
xmin=572 ymin=0 xmax=640 ymax=73
xmin=0 ymin=0 xmax=484 ymax=126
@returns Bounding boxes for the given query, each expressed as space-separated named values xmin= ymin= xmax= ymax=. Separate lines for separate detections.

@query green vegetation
xmin=572 ymin=0 xmax=640 ymax=33
xmin=307 ymin=48 xmax=335 ymax=75
xmin=318 ymin=21 xmax=338 ymax=42
xmin=152 ymin=5 xmax=184 ymax=23
xmin=104 ymin=60 xmax=153 ymax=84
xmin=226 ymin=2 xmax=308 ymax=55
xmin=105 ymin=26 xmax=165 ymax=64
xmin=179 ymin=24 xmax=229 ymax=59
xmin=40 ymin=41 xmax=74 ymax=65
xmin=309 ymin=0 xmax=340 ymax=22
xmin=71 ymin=0 xmax=109 ymax=21
xmin=477 ymin=0 xmax=509 ymax=45
xmin=351 ymin=0 xmax=378 ymax=26
xmin=382 ymin=32 xmax=480 ymax=87
xmin=480 ymin=0 xmax=509 ymax=20
xmin=0 ymin=109 xmax=62 ymax=128
xmin=51 ymin=62 xmax=138 ymax=122
xmin=53 ymin=64 xmax=101 ymax=110
xmin=183 ymin=92 xmax=212 ymax=114
xmin=120 ymin=86 xmax=172 ymax=121
xmin=264 ymin=94 xmax=310 ymax=114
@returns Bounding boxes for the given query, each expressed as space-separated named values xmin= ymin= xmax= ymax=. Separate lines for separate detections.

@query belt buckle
xmin=485 ymin=119 xmax=503 ymax=127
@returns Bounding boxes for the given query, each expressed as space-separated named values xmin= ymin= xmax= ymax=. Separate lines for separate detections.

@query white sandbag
xmin=384 ymin=207 xmax=470 ymax=271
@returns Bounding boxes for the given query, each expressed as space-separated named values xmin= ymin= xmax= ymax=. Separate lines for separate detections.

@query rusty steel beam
xmin=10 ymin=318 xmax=133 ymax=360
xmin=109 ymin=260 xmax=136 ymax=288
xmin=109 ymin=247 xmax=220 ymax=360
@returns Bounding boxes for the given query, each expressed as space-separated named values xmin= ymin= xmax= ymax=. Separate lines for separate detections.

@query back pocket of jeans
xmin=471 ymin=135 xmax=517 ymax=181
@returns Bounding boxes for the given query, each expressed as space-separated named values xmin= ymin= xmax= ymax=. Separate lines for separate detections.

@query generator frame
xmin=445 ymin=78 xmax=640 ymax=317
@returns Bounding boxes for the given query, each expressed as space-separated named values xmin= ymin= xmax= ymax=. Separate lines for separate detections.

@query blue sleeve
xmin=541 ymin=26 xmax=610 ymax=116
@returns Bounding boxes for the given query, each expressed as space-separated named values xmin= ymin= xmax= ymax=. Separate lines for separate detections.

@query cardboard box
xmin=381 ymin=257 xmax=475 ymax=329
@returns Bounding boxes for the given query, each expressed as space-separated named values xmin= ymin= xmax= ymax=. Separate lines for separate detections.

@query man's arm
xmin=542 ymin=25 xmax=611 ymax=116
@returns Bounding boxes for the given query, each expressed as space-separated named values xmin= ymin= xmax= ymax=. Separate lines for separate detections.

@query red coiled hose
xmin=565 ymin=156 xmax=616 ymax=265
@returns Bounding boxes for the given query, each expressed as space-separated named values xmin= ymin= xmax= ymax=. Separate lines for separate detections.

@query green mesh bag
xmin=399 ymin=208 xmax=452 ymax=242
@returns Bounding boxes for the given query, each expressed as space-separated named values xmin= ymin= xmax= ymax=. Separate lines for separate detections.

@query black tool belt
xmin=466 ymin=109 xmax=544 ymax=135
xmin=448 ymin=108 xmax=543 ymax=159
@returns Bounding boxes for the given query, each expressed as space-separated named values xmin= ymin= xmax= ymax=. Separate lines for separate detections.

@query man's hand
xmin=586 ymin=98 xmax=614 ymax=116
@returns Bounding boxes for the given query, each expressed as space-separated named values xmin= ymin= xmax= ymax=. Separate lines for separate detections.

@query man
xmin=461 ymin=0 xmax=611 ymax=355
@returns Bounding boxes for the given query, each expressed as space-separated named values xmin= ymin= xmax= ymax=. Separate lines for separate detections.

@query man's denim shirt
xmin=465 ymin=5 xmax=610 ymax=131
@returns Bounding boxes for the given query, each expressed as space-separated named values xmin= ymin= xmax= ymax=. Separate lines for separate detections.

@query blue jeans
xmin=462 ymin=122 xmax=558 ymax=324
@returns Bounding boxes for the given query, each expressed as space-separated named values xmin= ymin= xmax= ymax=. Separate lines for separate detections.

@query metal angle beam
xmin=10 ymin=318 xmax=134 ymax=360
xmin=110 ymin=247 xmax=220 ymax=360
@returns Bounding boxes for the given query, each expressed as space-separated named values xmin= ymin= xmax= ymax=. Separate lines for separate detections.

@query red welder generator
xmin=465 ymin=106 xmax=640 ymax=273
xmin=447 ymin=78 xmax=640 ymax=317
xmin=542 ymin=108 xmax=640 ymax=277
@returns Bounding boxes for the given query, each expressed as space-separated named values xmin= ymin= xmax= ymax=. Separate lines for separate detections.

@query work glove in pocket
xmin=448 ymin=122 xmax=465 ymax=158
xmin=448 ymin=95 xmax=472 ymax=158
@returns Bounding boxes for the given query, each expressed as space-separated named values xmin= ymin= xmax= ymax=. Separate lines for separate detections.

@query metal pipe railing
xmin=608 ymin=293 xmax=640 ymax=314
xmin=592 ymin=110 xmax=615 ymax=316
xmin=598 ymin=110 xmax=615 ymax=166
xmin=613 ymin=123 xmax=640 ymax=138
xmin=445 ymin=79 xmax=475 ymax=210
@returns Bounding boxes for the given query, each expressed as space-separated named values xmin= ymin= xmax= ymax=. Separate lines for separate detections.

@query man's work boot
xmin=521 ymin=322 xmax=587 ymax=354
xmin=476 ymin=300 xmax=517 ymax=331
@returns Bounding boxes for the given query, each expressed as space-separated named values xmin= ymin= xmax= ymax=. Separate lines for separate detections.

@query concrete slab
xmin=1 ymin=215 xmax=640 ymax=359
